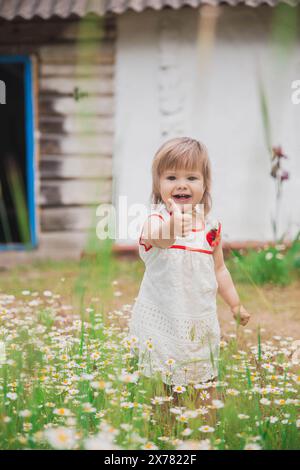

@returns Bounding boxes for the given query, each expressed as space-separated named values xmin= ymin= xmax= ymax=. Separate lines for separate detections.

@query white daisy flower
xmin=199 ymin=425 xmax=215 ymax=433
xmin=260 ymin=398 xmax=271 ymax=406
xmin=173 ymin=385 xmax=186 ymax=394
xmin=44 ymin=427 xmax=76 ymax=450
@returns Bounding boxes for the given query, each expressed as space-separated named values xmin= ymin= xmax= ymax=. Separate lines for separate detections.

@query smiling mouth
xmin=172 ymin=194 xmax=192 ymax=202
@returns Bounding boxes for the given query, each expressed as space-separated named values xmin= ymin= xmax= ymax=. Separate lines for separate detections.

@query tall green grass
xmin=0 ymin=257 xmax=299 ymax=450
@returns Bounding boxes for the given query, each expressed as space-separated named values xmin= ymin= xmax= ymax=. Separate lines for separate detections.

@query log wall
xmin=0 ymin=14 xmax=116 ymax=258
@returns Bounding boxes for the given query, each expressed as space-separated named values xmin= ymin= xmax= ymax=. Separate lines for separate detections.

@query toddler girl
xmin=129 ymin=137 xmax=250 ymax=390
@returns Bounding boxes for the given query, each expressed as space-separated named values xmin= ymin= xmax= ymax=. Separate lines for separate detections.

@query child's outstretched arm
xmin=142 ymin=199 xmax=193 ymax=249
xmin=213 ymin=237 xmax=251 ymax=326
xmin=141 ymin=214 xmax=176 ymax=249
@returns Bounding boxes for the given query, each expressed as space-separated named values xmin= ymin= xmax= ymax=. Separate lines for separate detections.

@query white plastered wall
xmin=113 ymin=6 xmax=300 ymax=246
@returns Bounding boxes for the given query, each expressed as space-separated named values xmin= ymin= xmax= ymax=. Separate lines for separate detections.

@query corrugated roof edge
xmin=0 ymin=0 xmax=298 ymax=21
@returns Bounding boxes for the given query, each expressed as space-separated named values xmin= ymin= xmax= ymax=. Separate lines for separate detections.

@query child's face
xmin=159 ymin=167 xmax=205 ymax=211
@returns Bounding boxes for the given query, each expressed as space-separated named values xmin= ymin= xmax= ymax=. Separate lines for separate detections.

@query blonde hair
xmin=151 ymin=137 xmax=212 ymax=215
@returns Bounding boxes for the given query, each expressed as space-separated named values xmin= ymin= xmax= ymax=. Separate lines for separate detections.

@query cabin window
xmin=0 ymin=56 xmax=37 ymax=250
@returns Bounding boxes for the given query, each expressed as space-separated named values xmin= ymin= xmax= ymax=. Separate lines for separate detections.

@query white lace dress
xmin=128 ymin=203 xmax=222 ymax=386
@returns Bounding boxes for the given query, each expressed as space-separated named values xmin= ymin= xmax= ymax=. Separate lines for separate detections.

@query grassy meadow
xmin=0 ymin=248 xmax=299 ymax=450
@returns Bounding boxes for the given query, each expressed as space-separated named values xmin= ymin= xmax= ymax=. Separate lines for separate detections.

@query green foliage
xmin=228 ymin=233 xmax=300 ymax=286
xmin=228 ymin=247 xmax=288 ymax=286
xmin=271 ymin=4 xmax=298 ymax=63
xmin=284 ymin=231 xmax=300 ymax=275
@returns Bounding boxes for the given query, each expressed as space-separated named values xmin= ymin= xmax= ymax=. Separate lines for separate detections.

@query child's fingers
xmin=241 ymin=314 xmax=250 ymax=326
xmin=167 ymin=198 xmax=182 ymax=215
xmin=233 ymin=311 xmax=250 ymax=326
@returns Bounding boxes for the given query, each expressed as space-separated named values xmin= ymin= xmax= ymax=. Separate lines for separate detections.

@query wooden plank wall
xmin=0 ymin=14 xmax=115 ymax=258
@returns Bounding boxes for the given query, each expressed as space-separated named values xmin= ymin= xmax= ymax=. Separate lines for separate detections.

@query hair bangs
xmin=157 ymin=146 xmax=205 ymax=176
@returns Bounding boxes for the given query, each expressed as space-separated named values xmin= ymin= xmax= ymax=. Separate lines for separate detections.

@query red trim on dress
xmin=139 ymin=236 xmax=153 ymax=252
xmin=169 ymin=245 xmax=213 ymax=254
xmin=138 ymin=213 xmax=165 ymax=252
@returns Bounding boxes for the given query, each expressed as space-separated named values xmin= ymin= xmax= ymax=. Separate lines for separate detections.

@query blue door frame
xmin=0 ymin=55 xmax=37 ymax=251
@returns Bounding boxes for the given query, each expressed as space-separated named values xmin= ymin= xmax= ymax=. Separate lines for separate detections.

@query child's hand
xmin=231 ymin=304 xmax=251 ymax=326
xmin=167 ymin=198 xmax=193 ymax=238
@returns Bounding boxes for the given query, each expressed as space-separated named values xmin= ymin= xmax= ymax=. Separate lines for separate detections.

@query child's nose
xmin=176 ymin=180 xmax=188 ymax=189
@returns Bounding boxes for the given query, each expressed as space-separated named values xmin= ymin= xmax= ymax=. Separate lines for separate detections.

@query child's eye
xmin=165 ymin=175 xmax=200 ymax=181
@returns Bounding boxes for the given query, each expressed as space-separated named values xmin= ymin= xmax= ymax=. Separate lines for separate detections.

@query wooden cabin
xmin=0 ymin=2 xmax=115 ymax=264
xmin=0 ymin=1 xmax=299 ymax=265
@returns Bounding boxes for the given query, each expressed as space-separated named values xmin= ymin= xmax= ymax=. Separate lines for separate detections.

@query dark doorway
xmin=0 ymin=57 xmax=36 ymax=247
